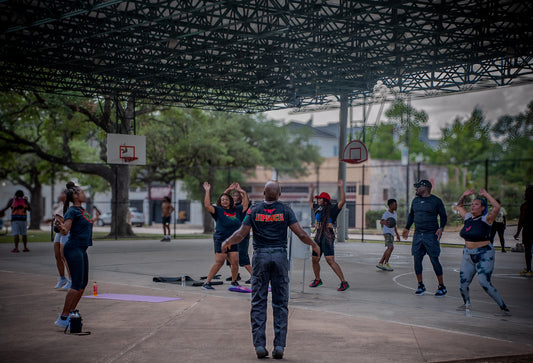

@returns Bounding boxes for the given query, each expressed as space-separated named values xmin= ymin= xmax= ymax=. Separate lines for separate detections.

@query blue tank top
xmin=460 ymin=213 xmax=491 ymax=242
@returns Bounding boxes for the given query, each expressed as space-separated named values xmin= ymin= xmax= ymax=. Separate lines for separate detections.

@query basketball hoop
xmin=341 ymin=140 xmax=368 ymax=164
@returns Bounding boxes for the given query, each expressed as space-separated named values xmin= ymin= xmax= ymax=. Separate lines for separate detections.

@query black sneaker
xmin=226 ymin=273 xmax=241 ymax=281
xmin=255 ymin=346 xmax=268 ymax=359
xmin=272 ymin=346 xmax=284 ymax=359
xmin=201 ymin=282 xmax=215 ymax=290
xmin=231 ymin=281 xmax=240 ymax=287
xmin=415 ymin=283 xmax=426 ymax=296
xmin=245 ymin=279 xmax=251 ymax=284
xmin=435 ymin=284 xmax=447 ymax=297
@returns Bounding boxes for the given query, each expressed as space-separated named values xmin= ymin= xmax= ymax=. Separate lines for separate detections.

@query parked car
xmin=96 ymin=207 xmax=144 ymax=227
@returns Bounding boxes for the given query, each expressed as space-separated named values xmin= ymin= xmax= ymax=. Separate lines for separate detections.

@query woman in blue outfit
xmin=455 ymin=188 xmax=510 ymax=317
xmin=54 ymin=182 xmax=95 ymax=328
xmin=201 ymin=182 xmax=249 ymax=290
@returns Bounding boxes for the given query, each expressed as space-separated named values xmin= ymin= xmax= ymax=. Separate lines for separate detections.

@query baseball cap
xmin=414 ymin=179 xmax=432 ymax=189
xmin=315 ymin=192 xmax=331 ymax=202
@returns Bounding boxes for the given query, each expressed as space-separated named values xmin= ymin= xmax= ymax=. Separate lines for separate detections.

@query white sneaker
xmin=55 ymin=277 xmax=67 ymax=289
xmin=54 ymin=314 xmax=70 ymax=329
xmin=383 ymin=263 xmax=394 ymax=271
xmin=62 ymin=279 xmax=72 ymax=290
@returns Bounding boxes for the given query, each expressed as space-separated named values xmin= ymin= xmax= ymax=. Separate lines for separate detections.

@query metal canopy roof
xmin=1 ymin=0 xmax=532 ymax=111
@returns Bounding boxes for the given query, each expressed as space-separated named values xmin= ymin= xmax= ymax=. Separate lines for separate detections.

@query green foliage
xmin=136 ymin=108 xmax=322 ymax=201
xmin=365 ymin=124 xmax=401 ymax=160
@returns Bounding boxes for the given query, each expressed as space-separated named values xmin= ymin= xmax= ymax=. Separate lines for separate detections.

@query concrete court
xmin=1 ymin=236 xmax=533 ymax=363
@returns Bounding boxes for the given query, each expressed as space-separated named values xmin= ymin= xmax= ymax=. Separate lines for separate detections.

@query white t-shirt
xmin=381 ymin=210 xmax=397 ymax=235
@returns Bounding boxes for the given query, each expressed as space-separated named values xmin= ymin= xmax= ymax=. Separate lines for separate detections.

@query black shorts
xmin=214 ymin=239 xmax=238 ymax=254
xmin=312 ymin=231 xmax=335 ymax=257
xmin=162 ymin=216 xmax=171 ymax=226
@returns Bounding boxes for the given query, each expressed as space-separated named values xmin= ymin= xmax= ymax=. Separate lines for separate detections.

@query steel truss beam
xmin=1 ymin=0 xmax=532 ymax=111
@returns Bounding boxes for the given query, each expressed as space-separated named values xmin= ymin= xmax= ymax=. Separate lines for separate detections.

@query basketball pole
xmin=337 ymin=94 xmax=348 ymax=242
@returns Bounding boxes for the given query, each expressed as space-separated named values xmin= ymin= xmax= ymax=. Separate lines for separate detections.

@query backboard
xmin=107 ymin=134 xmax=146 ymax=165
xmin=341 ymin=140 xmax=368 ymax=164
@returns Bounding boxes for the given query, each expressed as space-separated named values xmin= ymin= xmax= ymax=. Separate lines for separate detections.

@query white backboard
xmin=107 ymin=134 xmax=146 ymax=165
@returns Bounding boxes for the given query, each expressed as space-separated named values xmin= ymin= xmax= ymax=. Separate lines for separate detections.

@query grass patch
xmin=0 ymin=230 xmax=211 ymax=243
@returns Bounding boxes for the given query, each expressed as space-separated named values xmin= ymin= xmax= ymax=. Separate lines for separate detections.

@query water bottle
xmin=181 ymin=275 xmax=186 ymax=287
xmin=465 ymin=305 xmax=472 ymax=317
xmin=93 ymin=281 xmax=98 ymax=296
xmin=69 ymin=310 xmax=82 ymax=333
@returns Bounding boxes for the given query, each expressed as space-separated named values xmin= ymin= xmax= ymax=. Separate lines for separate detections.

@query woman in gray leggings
xmin=455 ymin=188 xmax=510 ymax=317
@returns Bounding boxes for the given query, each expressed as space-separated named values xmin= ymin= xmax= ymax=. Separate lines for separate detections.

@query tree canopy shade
xmin=1 ymin=1 xmax=533 ymax=111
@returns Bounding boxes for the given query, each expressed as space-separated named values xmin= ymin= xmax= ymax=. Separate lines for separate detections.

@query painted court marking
xmin=84 ymin=293 xmax=182 ymax=303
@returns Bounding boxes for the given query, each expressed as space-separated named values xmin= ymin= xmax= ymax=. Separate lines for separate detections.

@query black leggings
xmin=63 ymin=244 xmax=89 ymax=291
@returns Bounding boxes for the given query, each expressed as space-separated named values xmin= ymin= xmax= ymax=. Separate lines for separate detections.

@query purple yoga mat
xmin=83 ymin=293 xmax=182 ymax=303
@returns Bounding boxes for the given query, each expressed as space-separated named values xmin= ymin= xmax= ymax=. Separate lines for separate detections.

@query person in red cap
xmin=308 ymin=180 xmax=349 ymax=291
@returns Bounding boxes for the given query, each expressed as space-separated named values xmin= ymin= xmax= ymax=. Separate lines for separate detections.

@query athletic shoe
xmin=501 ymin=249 xmax=506 ymax=253
xmin=415 ymin=284 xmax=426 ymax=296
xmin=55 ymin=277 xmax=68 ymax=289
xmin=22 ymin=248 xmax=30 ymax=252
xmin=435 ymin=285 xmax=447 ymax=297
xmin=255 ymin=346 xmax=268 ymax=359
xmin=528 ymin=272 xmax=533 ymax=277
xmin=245 ymin=279 xmax=251 ymax=284
xmin=201 ymin=282 xmax=214 ymax=290
xmin=160 ymin=237 xmax=169 ymax=242
xmin=273 ymin=346 xmax=284 ymax=359
xmin=231 ymin=281 xmax=240 ymax=287
xmin=226 ymin=274 xmax=241 ymax=282
xmin=62 ymin=279 xmax=72 ymax=290
xmin=495 ymin=307 xmax=511 ymax=316
xmin=309 ymin=279 xmax=322 ymax=288
xmin=337 ymin=281 xmax=350 ymax=291
xmin=376 ymin=263 xmax=385 ymax=270
xmin=11 ymin=248 xmax=19 ymax=253
xmin=519 ymin=269 xmax=531 ymax=276
xmin=54 ymin=314 xmax=70 ymax=329
xmin=383 ymin=263 xmax=394 ymax=271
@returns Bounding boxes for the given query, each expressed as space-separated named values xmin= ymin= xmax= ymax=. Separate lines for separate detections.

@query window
xmin=281 ymin=186 xmax=309 ymax=193
xmin=346 ymin=185 xmax=357 ymax=193
xmin=383 ymin=188 xmax=389 ymax=201
xmin=359 ymin=185 xmax=369 ymax=195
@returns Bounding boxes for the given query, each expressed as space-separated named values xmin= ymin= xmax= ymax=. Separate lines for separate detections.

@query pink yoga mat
xmin=84 ymin=293 xmax=182 ymax=303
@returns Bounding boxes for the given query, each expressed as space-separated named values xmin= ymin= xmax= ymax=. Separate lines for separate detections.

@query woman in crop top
xmin=455 ymin=188 xmax=510 ymax=316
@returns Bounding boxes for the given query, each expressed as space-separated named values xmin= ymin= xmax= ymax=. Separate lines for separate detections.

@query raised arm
xmin=455 ymin=189 xmax=475 ymax=219
xmin=478 ymin=189 xmax=500 ymax=225
xmin=234 ymin=183 xmax=249 ymax=211
xmin=308 ymin=184 xmax=315 ymax=208
xmin=337 ymin=179 xmax=346 ymax=210
xmin=203 ymin=182 xmax=215 ymax=214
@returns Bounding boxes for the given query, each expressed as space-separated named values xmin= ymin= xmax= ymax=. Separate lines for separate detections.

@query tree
xmin=365 ymin=123 xmax=401 ymax=160
xmin=136 ymin=108 xmax=322 ymax=233
xmin=0 ymin=91 xmax=157 ymax=237
xmin=384 ymin=99 xmax=436 ymax=162
xmin=491 ymin=101 xmax=533 ymax=185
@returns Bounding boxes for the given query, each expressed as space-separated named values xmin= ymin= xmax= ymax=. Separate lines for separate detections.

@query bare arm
xmin=289 ymin=222 xmax=321 ymax=255
xmin=55 ymin=216 xmax=72 ymax=236
xmin=514 ymin=204 xmax=526 ymax=239
xmin=203 ymin=182 xmax=215 ymax=214
xmin=478 ymin=189 xmax=500 ymax=224
xmin=455 ymin=189 xmax=475 ymax=219
xmin=308 ymin=184 xmax=315 ymax=208
xmin=337 ymin=179 xmax=346 ymax=210
xmin=235 ymin=183 xmax=249 ymax=211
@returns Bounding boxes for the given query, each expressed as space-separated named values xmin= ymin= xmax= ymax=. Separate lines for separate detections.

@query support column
xmin=337 ymin=94 xmax=348 ymax=242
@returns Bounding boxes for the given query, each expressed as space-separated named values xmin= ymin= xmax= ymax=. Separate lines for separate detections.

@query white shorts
xmin=11 ymin=220 xmax=27 ymax=236
xmin=53 ymin=232 xmax=69 ymax=244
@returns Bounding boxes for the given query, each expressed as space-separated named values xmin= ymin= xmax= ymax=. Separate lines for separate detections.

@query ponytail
xmin=63 ymin=181 xmax=77 ymax=215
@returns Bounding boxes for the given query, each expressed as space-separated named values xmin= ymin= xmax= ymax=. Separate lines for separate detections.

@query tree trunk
xmin=28 ymin=179 xmax=42 ymax=230
xmin=109 ymin=165 xmax=134 ymax=237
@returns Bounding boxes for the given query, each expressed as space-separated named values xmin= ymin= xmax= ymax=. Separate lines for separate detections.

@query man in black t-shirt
xmin=222 ymin=181 xmax=320 ymax=360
